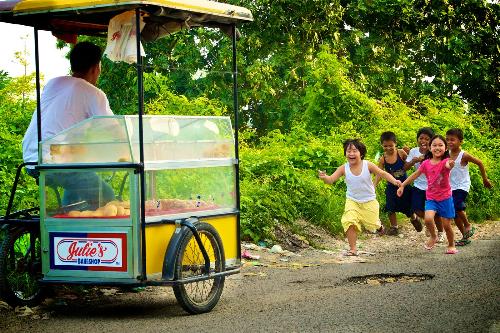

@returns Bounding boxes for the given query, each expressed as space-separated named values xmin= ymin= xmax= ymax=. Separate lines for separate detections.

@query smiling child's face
xmin=430 ymin=137 xmax=447 ymax=159
xmin=382 ymin=140 xmax=396 ymax=155
xmin=446 ymin=134 xmax=461 ymax=152
xmin=417 ymin=134 xmax=431 ymax=152
xmin=345 ymin=144 xmax=362 ymax=164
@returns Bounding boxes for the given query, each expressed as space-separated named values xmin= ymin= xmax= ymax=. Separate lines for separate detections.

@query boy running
xmin=375 ymin=131 xmax=417 ymax=235
xmin=446 ymin=128 xmax=493 ymax=246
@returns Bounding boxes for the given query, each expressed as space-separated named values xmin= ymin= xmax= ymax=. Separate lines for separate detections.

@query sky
xmin=0 ymin=22 xmax=70 ymax=81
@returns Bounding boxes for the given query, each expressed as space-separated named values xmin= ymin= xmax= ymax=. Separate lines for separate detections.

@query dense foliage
xmin=1 ymin=1 xmax=499 ymax=243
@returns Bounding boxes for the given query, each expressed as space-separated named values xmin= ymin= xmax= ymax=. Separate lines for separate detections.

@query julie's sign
xmin=50 ymin=232 xmax=127 ymax=272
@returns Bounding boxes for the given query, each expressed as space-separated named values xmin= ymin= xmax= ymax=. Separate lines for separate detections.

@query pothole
xmin=346 ymin=273 xmax=434 ymax=286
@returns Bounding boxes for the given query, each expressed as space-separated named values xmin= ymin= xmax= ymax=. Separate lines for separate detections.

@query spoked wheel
xmin=0 ymin=227 xmax=45 ymax=307
xmin=172 ymin=222 xmax=225 ymax=314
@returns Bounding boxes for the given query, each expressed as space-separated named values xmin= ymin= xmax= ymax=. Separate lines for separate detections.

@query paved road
xmin=1 ymin=235 xmax=499 ymax=333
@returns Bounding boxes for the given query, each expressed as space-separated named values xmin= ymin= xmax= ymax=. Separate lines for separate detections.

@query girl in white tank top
xmin=318 ymin=139 xmax=402 ymax=256
xmin=345 ymin=160 xmax=376 ymax=203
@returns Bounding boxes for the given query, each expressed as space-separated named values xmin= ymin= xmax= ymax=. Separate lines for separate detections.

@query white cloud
xmin=0 ymin=22 xmax=70 ymax=81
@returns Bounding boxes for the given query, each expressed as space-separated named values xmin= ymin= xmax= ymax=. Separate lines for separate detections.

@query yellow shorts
xmin=341 ymin=198 xmax=381 ymax=233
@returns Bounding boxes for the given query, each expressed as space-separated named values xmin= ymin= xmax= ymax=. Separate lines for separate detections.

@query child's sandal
xmin=455 ymin=238 xmax=471 ymax=246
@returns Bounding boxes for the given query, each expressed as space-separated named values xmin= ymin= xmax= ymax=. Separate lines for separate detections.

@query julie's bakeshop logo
xmin=50 ymin=232 xmax=127 ymax=271
xmin=57 ymin=239 xmax=118 ymax=264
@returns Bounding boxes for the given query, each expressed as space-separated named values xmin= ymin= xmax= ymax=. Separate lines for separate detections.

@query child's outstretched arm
xmin=463 ymin=152 xmax=493 ymax=188
xmin=367 ymin=162 xmax=401 ymax=187
xmin=397 ymin=169 xmax=422 ymax=197
xmin=404 ymin=155 xmax=423 ymax=171
xmin=373 ymin=156 xmax=385 ymax=187
xmin=318 ymin=165 xmax=345 ymax=185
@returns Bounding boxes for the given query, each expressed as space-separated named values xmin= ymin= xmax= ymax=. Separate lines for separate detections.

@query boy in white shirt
xmin=446 ymin=128 xmax=492 ymax=246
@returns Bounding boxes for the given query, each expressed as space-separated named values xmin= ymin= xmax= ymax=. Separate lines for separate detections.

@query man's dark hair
xmin=380 ymin=131 xmax=397 ymax=144
xmin=70 ymin=42 xmax=102 ymax=74
xmin=417 ymin=127 xmax=434 ymax=140
xmin=446 ymin=128 xmax=464 ymax=141
xmin=343 ymin=139 xmax=367 ymax=159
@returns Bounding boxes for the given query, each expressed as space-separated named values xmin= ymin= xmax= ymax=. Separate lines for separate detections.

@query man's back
xmin=22 ymin=76 xmax=113 ymax=165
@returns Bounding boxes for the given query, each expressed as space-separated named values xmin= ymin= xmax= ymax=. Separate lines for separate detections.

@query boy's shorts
xmin=341 ymin=198 xmax=381 ymax=233
xmin=452 ymin=189 xmax=468 ymax=211
xmin=425 ymin=197 xmax=455 ymax=219
xmin=385 ymin=184 xmax=412 ymax=217
xmin=411 ymin=187 xmax=426 ymax=213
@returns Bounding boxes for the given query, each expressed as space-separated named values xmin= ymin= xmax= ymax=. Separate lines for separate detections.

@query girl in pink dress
xmin=397 ymin=135 xmax=457 ymax=254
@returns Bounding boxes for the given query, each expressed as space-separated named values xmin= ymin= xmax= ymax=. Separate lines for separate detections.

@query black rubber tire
xmin=0 ymin=227 xmax=45 ymax=307
xmin=172 ymin=222 xmax=225 ymax=314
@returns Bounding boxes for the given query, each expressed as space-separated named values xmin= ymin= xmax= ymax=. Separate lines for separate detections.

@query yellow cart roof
xmin=0 ymin=0 xmax=252 ymax=36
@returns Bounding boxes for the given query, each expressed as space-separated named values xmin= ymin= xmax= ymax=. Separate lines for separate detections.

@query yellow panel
xmin=13 ymin=0 xmax=253 ymax=21
xmin=145 ymin=214 xmax=238 ymax=275
xmin=201 ymin=215 xmax=238 ymax=263
xmin=145 ymin=223 xmax=175 ymax=275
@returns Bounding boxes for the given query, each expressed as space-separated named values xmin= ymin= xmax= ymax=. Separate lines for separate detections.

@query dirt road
xmin=1 ymin=221 xmax=499 ymax=333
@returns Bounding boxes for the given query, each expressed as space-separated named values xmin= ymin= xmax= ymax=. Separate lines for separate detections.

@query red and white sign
xmin=51 ymin=233 xmax=127 ymax=271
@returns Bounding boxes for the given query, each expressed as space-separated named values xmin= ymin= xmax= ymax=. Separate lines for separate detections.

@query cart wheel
xmin=172 ymin=222 xmax=225 ymax=314
xmin=0 ymin=227 xmax=45 ymax=307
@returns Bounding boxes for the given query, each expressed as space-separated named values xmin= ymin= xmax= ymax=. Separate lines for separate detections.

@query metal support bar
xmin=231 ymin=24 xmax=242 ymax=260
xmin=36 ymin=163 xmax=141 ymax=170
xmin=136 ymin=8 xmax=147 ymax=281
xmin=5 ymin=162 xmax=37 ymax=219
xmin=39 ymin=267 xmax=240 ymax=287
xmin=0 ymin=217 xmax=40 ymax=227
xmin=34 ymin=28 xmax=42 ymax=145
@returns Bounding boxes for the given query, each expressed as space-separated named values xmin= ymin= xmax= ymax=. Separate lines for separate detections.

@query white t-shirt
xmin=406 ymin=147 xmax=428 ymax=190
xmin=22 ymin=76 xmax=113 ymax=166
xmin=345 ymin=160 xmax=376 ymax=203
xmin=450 ymin=150 xmax=471 ymax=192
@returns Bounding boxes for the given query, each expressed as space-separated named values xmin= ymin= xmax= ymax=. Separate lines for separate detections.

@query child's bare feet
xmin=424 ymin=237 xmax=437 ymax=250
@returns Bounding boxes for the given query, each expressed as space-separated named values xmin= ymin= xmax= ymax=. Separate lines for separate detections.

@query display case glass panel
xmin=144 ymin=166 xmax=236 ymax=220
xmin=39 ymin=115 xmax=237 ymax=219
xmin=42 ymin=169 xmax=132 ymax=219
xmin=40 ymin=115 xmax=235 ymax=165
xmin=40 ymin=117 xmax=131 ymax=165
xmin=126 ymin=116 xmax=235 ymax=164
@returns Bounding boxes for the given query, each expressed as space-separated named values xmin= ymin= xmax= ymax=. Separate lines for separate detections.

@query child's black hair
xmin=380 ymin=131 xmax=397 ymax=144
xmin=424 ymin=135 xmax=450 ymax=160
xmin=417 ymin=127 xmax=434 ymax=140
xmin=446 ymin=128 xmax=464 ymax=141
xmin=343 ymin=139 xmax=367 ymax=159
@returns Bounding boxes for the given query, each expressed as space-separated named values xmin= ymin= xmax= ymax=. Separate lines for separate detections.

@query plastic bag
xmin=104 ymin=11 xmax=145 ymax=64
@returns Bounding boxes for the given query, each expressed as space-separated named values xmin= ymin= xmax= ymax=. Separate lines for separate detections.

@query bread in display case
xmin=39 ymin=115 xmax=237 ymax=220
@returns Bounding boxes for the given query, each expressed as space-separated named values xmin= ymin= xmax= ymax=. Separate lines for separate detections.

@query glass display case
xmin=39 ymin=115 xmax=237 ymax=221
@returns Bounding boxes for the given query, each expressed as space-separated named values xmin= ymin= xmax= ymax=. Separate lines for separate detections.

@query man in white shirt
xmin=22 ymin=42 xmax=115 ymax=209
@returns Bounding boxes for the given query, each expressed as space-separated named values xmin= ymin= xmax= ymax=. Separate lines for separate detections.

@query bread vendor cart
xmin=0 ymin=0 xmax=252 ymax=314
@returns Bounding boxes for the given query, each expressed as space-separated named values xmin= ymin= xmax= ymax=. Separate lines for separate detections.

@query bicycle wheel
xmin=172 ymin=222 xmax=225 ymax=314
xmin=0 ymin=227 xmax=45 ymax=307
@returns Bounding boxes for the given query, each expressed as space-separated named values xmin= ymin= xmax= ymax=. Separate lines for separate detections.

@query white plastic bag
xmin=104 ymin=11 xmax=146 ymax=64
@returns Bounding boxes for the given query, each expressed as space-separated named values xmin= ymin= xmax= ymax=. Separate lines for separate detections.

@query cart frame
xmin=0 ymin=0 xmax=252 ymax=313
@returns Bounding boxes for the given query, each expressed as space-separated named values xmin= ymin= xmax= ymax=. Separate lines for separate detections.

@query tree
xmin=341 ymin=0 xmax=499 ymax=124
